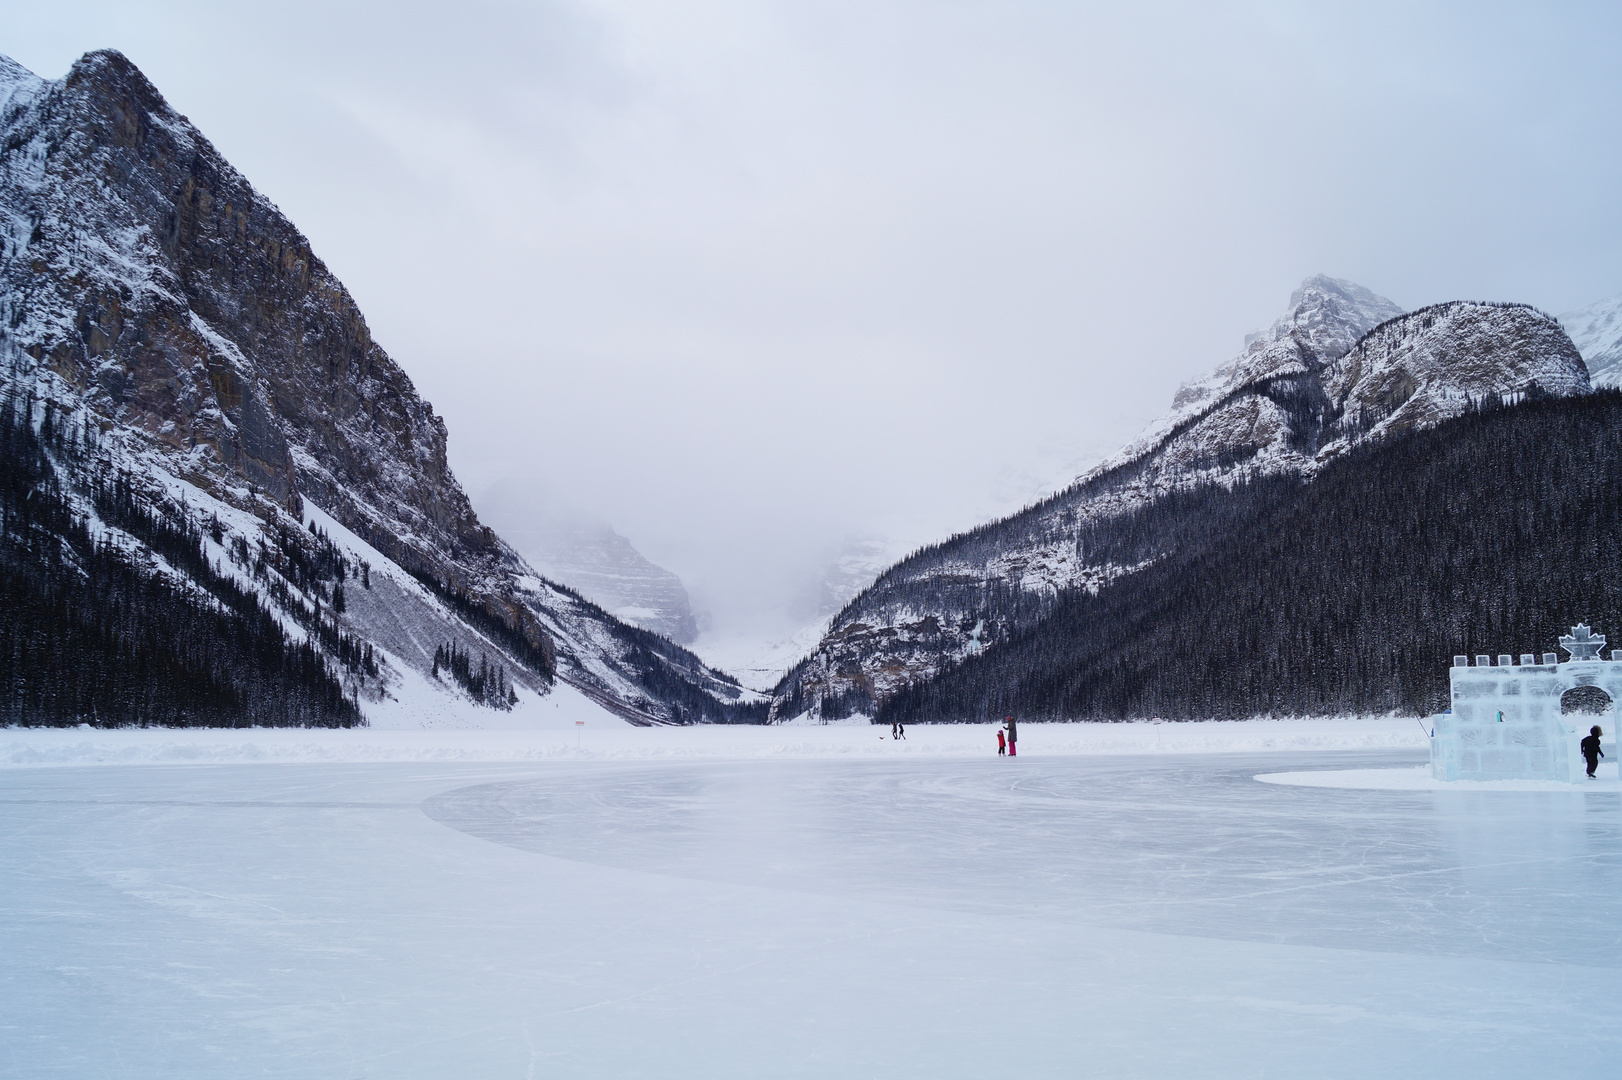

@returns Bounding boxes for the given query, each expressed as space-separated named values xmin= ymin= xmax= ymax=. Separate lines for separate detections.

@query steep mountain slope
xmin=1560 ymin=293 xmax=1622 ymax=388
xmin=773 ymin=277 xmax=1590 ymax=721
xmin=0 ymin=399 xmax=361 ymax=727
xmin=477 ymin=481 xmax=699 ymax=644
xmin=878 ymin=390 xmax=1622 ymax=722
xmin=518 ymin=524 xmax=699 ymax=644
xmin=0 ymin=50 xmax=759 ymax=725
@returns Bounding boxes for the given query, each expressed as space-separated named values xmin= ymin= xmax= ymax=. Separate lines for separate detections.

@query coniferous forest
xmin=0 ymin=398 xmax=360 ymax=727
xmin=10 ymin=378 xmax=1622 ymax=728
xmin=433 ymin=640 xmax=518 ymax=709
xmin=877 ymin=390 xmax=1622 ymax=723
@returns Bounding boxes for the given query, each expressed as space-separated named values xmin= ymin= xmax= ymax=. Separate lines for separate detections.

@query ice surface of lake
xmin=1 ymin=727 xmax=1617 ymax=1077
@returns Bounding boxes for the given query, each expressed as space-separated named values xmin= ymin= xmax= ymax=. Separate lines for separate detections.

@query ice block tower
xmin=1431 ymin=623 xmax=1621 ymax=781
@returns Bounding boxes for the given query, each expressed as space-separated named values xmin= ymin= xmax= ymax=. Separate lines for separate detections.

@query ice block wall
xmin=1432 ymin=634 xmax=1620 ymax=781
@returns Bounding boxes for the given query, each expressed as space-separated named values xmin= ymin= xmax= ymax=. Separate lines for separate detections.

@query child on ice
xmin=997 ymin=728 xmax=1006 ymax=755
xmin=1581 ymin=725 xmax=1605 ymax=778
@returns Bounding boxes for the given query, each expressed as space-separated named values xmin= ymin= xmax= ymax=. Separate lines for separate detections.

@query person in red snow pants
xmin=1006 ymin=715 xmax=1017 ymax=756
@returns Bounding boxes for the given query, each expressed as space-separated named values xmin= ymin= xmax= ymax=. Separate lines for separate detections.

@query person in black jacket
xmin=1581 ymin=725 xmax=1604 ymax=778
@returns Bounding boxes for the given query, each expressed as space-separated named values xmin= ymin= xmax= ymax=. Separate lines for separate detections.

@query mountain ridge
xmin=876 ymin=389 xmax=1622 ymax=722
xmin=771 ymin=277 xmax=1590 ymax=721
xmin=0 ymin=49 xmax=760 ymax=726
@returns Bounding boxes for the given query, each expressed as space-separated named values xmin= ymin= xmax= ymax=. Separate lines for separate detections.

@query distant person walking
xmin=1006 ymin=715 xmax=1017 ymax=757
xmin=1582 ymin=725 xmax=1605 ymax=778
xmin=891 ymin=722 xmax=899 ymax=740
xmin=896 ymin=723 xmax=905 ymax=740
xmin=996 ymin=727 xmax=1006 ymax=755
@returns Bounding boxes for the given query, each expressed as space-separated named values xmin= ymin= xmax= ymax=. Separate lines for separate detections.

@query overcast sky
xmin=7 ymin=1 xmax=1622 ymax=640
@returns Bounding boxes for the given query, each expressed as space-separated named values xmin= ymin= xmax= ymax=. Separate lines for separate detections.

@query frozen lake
xmin=2 ymin=733 xmax=1617 ymax=1077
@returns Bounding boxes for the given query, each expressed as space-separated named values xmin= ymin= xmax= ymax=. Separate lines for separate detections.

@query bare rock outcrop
xmin=0 ymin=50 xmax=757 ymax=724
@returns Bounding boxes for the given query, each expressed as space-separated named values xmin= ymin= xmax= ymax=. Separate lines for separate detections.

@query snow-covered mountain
xmin=1560 ymin=293 xmax=1622 ymax=389
xmin=0 ymin=50 xmax=760 ymax=726
xmin=772 ymin=276 xmax=1592 ymax=721
xmin=800 ymin=536 xmax=906 ymax=620
xmin=476 ymin=480 xmax=699 ymax=644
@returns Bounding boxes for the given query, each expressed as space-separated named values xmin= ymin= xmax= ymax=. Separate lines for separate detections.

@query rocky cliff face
xmin=772 ymin=277 xmax=1591 ymax=721
xmin=1110 ymin=275 xmax=1404 ymax=483
xmin=1317 ymin=300 xmax=1588 ymax=450
xmin=0 ymin=50 xmax=758 ymax=724
xmin=1 ymin=51 xmax=477 ymax=570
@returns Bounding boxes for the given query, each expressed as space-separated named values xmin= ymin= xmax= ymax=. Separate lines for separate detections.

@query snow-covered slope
xmin=773 ymin=277 xmax=1592 ymax=722
xmin=1560 ymin=293 xmax=1622 ymax=389
xmin=0 ymin=50 xmax=759 ymax=726
xmin=1319 ymin=300 xmax=1588 ymax=450
xmin=1100 ymin=276 xmax=1403 ymax=481
xmin=477 ymin=481 xmax=699 ymax=644
xmin=522 ymin=526 xmax=698 ymax=643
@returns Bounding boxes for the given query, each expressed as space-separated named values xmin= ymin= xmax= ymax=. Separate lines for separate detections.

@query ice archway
xmin=1431 ymin=623 xmax=1618 ymax=781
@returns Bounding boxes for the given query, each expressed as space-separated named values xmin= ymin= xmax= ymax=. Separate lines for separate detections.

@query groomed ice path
xmin=2 ymin=718 xmax=1618 ymax=1078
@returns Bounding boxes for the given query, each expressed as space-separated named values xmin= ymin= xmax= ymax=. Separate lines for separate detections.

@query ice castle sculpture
xmin=1431 ymin=623 xmax=1619 ymax=782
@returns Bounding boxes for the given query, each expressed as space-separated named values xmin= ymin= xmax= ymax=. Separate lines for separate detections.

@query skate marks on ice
xmin=4 ymin=757 xmax=1619 ymax=1079
xmin=422 ymin=750 xmax=1622 ymax=967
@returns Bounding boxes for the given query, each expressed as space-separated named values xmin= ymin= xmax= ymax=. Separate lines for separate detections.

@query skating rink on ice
xmin=2 ymin=720 xmax=1618 ymax=1078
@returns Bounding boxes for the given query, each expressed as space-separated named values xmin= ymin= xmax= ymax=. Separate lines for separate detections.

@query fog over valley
xmin=7 ymin=8 xmax=1622 ymax=1076
xmin=7 ymin=0 xmax=1622 ymax=680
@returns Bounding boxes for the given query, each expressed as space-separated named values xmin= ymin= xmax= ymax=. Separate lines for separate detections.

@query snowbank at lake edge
xmin=0 ymin=716 xmax=1427 ymax=767
xmin=1257 ymin=762 xmax=1621 ymax=791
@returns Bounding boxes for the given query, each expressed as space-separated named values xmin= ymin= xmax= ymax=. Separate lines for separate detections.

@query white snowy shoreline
xmin=1258 ymin=762 xmax=1621 ymax=791
xmin=0 ymin=715 xmax=1428 ymax=767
